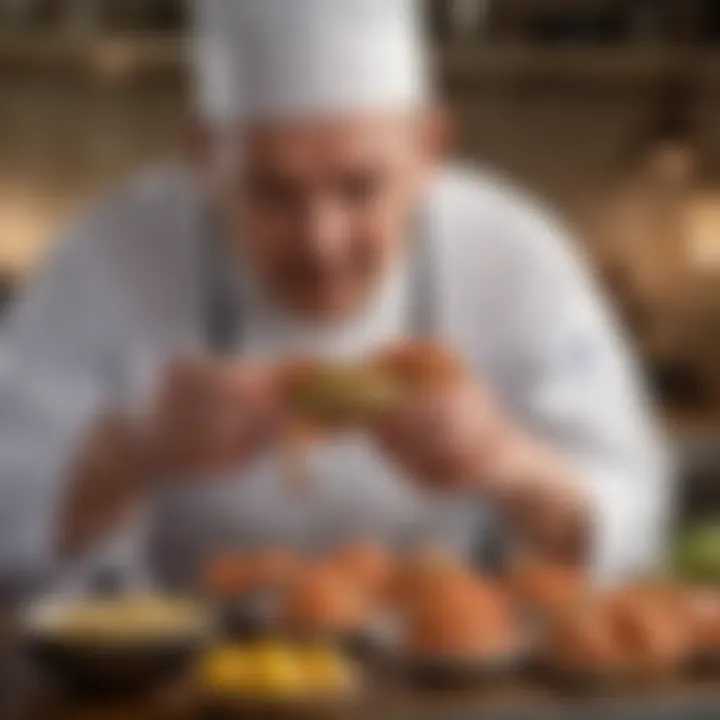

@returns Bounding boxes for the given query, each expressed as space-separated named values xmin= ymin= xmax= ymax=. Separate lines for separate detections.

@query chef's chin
xmin=278 ymin=276 xmax=373 ymax=324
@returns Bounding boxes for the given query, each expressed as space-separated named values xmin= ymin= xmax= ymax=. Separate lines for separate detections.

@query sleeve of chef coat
xmin=0 ymin=212 xmax=145 ymax=589
xmin=493 ymin=194 xmax=674 ymax=583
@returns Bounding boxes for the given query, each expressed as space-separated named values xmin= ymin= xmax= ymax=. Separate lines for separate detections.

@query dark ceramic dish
xmin=21 ymin=596 xmax=214 ymax=697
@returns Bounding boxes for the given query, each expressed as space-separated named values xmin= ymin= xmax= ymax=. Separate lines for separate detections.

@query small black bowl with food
xmin=21 ymin=590 xmax=214 ymax=698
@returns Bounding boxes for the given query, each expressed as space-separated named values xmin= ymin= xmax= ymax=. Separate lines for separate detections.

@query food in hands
xmin=276 ymin=360 xmax=401 ymax=431
xmin=274 ymin=341 xmax=467 ymax=492
xmin=275 ymin=340 xmax=467 ymax=433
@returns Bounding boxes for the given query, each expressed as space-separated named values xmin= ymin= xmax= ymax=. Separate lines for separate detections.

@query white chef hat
xmin=191 ymin=0 xmax=431 ymax=123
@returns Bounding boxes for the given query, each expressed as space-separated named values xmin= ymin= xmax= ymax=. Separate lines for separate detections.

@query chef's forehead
xmin=202 ymin=110 xmax=426 ymax=178
xmin=190 ymin=0 xmax=431 ymax=126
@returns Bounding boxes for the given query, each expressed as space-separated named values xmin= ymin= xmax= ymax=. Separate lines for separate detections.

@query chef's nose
xmin=300 ymin=199 xmax=351 ymax=263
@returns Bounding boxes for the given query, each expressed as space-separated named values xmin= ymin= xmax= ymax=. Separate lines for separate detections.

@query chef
xmin=0 ymin=0 xmax=670 ymax=590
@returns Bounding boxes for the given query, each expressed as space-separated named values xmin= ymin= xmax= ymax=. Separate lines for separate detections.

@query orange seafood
xmin=325 ymin=540 xmax=395 ymax=601
xmin=405 ymin=576 xmax=516 ymax=658
xmin=547 ymin=603 xmax=627 ymax=670
xmin=606 ymin=586 xmax=692 ymax=671
xmin=680 ymin=586 xmax=720 ymax=651
xmin=279 ymin=564 xmax=370 ymax=636
xmin=388 ymin=545 xmax=476 ymax=610
xmin=203 ymin=548 xmax=300 ymax=597
xmin=545 ymin=585 xmax=692 ymax=675
xmin=507 ymin=560 xmax=588 ymax=617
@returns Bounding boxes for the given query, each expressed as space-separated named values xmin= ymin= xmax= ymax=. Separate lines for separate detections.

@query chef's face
xmin=196 ymin=111 xmax=446 ymax=320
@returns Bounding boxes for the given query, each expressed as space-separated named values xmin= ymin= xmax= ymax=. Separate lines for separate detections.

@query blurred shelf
xmin=666 ymin=408 xmax=720 ymax=434
xmin=440 ymin=44 xmax=720 ymax=89
xmin=442 ymin=43 xmax=684 ymax=80
xmin=3 ymin=35 xmax=720 ymax=86
xmin=0 ymin=33 xmax=187 ymax=77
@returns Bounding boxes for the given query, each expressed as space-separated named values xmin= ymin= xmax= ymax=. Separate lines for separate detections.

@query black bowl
xmin=21 ymin=597 xmax=213 ymax=698
xmin=26 ymin=635 xmax=206 ymax=698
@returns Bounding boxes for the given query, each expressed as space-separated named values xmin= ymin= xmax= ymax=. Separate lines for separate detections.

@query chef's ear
xmin=418 ymin=104 xmax=455 ymax=166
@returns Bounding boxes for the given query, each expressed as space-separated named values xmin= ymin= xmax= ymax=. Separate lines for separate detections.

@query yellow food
xmin=32 ymin=596 xmax=205 ymax=642
xmin=299 ymin=646 xmax=357 ymax=693
xmin=250 ymin=652 xmax=308 ymax=697
xmin=199 ymin=647 xmax=255 ymax=692
xmin=276 ymin=360 xmax=402 ymax=430
xmin=198 ymin=642 xmax=357 ymax=699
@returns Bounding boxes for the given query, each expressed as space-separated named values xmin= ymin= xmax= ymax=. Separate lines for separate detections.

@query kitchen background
xmin=1 ymin=0 xmax=719 ymax=512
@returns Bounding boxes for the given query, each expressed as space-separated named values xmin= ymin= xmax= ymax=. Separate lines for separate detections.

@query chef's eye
xmin=245 ymin=173 xmax=299 ymax=209
xmin=338 ymin=171 xmax=384 ymax=207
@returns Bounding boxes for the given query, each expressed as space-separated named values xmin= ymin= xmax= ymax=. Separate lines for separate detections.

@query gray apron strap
xmin=202 ymin=212 xmax=243 ymax=355
xmin=405 ymin=206 xmax=438 ymax=339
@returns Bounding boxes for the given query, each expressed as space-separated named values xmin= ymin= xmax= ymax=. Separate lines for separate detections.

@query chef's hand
xmin=371 ymin=375 xmax=505 ymax=490
xmin=145 ymin=357 xmax=279 ymax=477
xmin=57 ymin=358 xmax=280 ymax=560
xmin=371 ymin=364 xmax=590 ymax=565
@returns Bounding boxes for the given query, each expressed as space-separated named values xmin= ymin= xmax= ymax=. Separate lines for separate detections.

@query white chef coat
xmin=0 ymin=163 xmax=672 ymax=590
